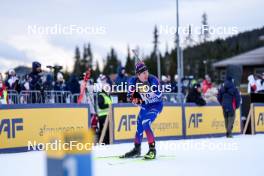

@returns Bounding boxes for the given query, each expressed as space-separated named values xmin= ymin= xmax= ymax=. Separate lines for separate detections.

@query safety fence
xmin=2 ymin=90 xmax=184 ymax=105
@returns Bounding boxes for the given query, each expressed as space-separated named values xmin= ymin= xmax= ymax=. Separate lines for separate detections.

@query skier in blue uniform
xmin=120 ymin=61 xmax=163 ymax=159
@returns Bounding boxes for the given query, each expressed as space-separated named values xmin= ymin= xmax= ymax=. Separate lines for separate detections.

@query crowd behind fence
xmin=4 ymin=90 xmax=184 ymax=105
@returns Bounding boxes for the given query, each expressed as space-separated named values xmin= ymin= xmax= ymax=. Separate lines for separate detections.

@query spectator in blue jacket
xmin=115 ymin=67 xmax=128 ymax=90
xmin=217 ymin=76 xmax=241 ymax=138
xmin=66 ymin=74 xmax=80 ymax=94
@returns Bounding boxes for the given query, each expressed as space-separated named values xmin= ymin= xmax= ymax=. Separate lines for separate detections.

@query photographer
xmin=29 ymin=61 xmax=43 ymax=91
xmin=28 ymin=61 xmax=43 ymax=103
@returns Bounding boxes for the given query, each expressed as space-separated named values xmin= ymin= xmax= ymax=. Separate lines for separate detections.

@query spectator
xmin=28 ymin=61 xmax=43 ymax=103
xmin=115 ymin=67 xmax=128 ymax=89
xmin=115 ymin=67 xmax=128 ymax=102
xmin=66 ymin=74 xmax=80 ymax=95
xmin=54 ymin=72 xmax=67 ymax=103
xmin=85 ymin=79 xmax=96 ymax=113
xmin=97 ymin=75 xmax=112 ymax=144
xmin=166 ymin=75 xmax=172 ymax=89
xmin=204 ymin=83 xmax=218 ymax=103
xmin=0 ymin=73 xmax=8 ymax=104
xmin=256 ymin=73 xmax=264 ymax=93
xmin=20 ymin=74 xmax=30 ymax=91
xmin=160 ymin=75 xmax=173 ymax=102
xmin=5 ymin=69 xmax=19 ymax=91
xmin=217 ymin=76 xmax=241 ymax=138
xmin=160 ymin=75 xmax=168 ymax=85
xmin=54 ymin=72 xmax=66 ymax=91
xmin=29 ymin=61 xmax=43 ymax=91
xmin=43 ymin=74 xmax=54 ymax=91
xmin=42 ymin=74 xmax=55 ymax=103
xmin=186 ymin=83 xmax=206 ymax=106
xmin=202 ymin=74 xmax=212 ymax=94
xmin=171 ymin=74 xmax=178 ymax=93
xmin=247 ymin=74 xmax=257 ymax=93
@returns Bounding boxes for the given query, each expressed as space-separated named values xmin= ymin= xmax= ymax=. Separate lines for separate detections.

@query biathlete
xmin=120 ymin=61 xmax=163 ymax=160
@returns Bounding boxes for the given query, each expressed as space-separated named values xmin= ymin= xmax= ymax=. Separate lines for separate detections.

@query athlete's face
xmin=137 ymin=70 xmax=149 ymax=82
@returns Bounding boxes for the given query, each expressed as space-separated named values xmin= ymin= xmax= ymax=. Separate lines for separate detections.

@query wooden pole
xmin=99 ymin=115 xmax=109 ymax=144
xmin=243 ymin=106 xmax=252 ymax=134
xmin=251 ymin=104 xmax=256 ymax=135
xmin=108 ymin=105 xmax=114 ymax=144
xmin=98 ymin=105 xmax=113 ymax=144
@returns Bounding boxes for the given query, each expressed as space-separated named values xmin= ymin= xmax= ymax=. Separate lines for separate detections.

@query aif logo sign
xmin=118 ymin=115 xmax=136 ymax=132
xmin=257 ymin=113 xmax=264 ymax=126
xmin=0 ymin=118 xmax=23 ymax=138
xmin=188 ymin=113 xmax=203 ymax=128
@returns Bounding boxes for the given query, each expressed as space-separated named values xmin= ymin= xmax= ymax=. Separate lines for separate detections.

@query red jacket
xmin=202 ymin=80 xmax=212 ymax=94
xmin=0 ymin=84 xmax=7 ymax=97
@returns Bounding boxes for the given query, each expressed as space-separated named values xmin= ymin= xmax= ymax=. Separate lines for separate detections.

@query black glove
xmin=130 ymin=91 xmax=143 ymax=105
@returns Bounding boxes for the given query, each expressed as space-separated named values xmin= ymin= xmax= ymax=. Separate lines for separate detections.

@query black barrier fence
xmin=1 ymin=91 xmax=185 ymax=105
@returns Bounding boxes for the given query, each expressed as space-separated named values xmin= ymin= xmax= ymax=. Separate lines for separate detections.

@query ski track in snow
xmin=0 ymin=135 xmax=263 ymax=176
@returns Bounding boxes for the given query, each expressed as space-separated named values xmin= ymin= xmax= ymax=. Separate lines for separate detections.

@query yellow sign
xmin=185 ymin=106 xmax=241 ymax=136
xmin=0 ymin=107 xmax=89 ymax=150
xmin=254 ymin=106 xmax=264 ymax=133
xmin=46 ymin=130 xmax=94 ymax=158
xmin=113 ymin=105 xmax=183 ymax=141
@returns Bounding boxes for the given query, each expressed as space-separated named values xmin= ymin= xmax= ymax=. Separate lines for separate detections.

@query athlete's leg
xmin=120 ymin=108 xmax=146 ymax=158
xmin=142 ymin=108 xmax=160 ymax=144
xmin=134 ymin=108 xmax=147 ymax=144
xmin=142 ymin=107 xmax=161 ymax=159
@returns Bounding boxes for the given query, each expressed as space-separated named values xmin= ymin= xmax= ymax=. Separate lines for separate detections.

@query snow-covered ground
xmin=1 ymin=135 xmax=264 ymax=176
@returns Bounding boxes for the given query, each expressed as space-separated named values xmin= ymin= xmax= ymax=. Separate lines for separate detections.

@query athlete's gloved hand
xmin=131 ymin=97 xmax=143 ymax=105
xmin=130 ymin=91 xmax=143 ymax=105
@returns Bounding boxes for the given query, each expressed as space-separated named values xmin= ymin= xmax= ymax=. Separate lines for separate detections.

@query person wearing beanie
xmin=120 ymin=61 xmax=163 ymax=160
xmin=29 ymin=61 xmax=42 ymax=91
xmin=28 ymin=61 xmax=43 ymax=103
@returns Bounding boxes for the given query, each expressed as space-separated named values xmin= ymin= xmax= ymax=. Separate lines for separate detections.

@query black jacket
xmin=186 ymin=88 xmax=206 ymax=106
xmin=29 ymin=62 xmax=42 ymax=91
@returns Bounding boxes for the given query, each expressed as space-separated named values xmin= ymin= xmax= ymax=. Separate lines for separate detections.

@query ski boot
xmin=120 ymin=143 xmax=141 ymax=158
xmin=144 ymin=142 xmax=156 ymax=160
xmin=226 ymin=132 xmax=233 ymax=138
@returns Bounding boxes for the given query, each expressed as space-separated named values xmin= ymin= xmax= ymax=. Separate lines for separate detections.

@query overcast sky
xmin=0 ymin=0 xmax=263 ymax=73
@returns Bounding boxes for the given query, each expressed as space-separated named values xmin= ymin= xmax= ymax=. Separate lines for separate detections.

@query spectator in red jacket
xmin=0 ymin=73 xmax=8 ymax=104
xmin=202 ymin=74 xmax=212 ymax=94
